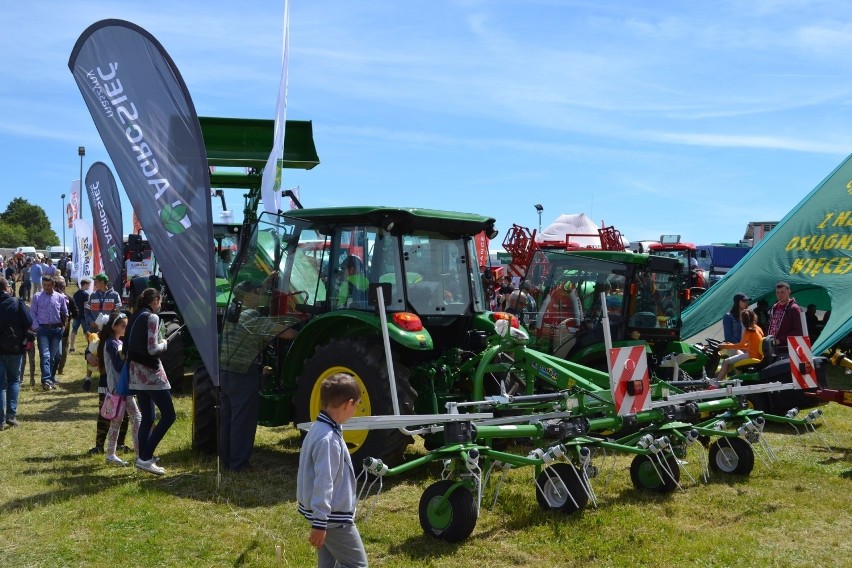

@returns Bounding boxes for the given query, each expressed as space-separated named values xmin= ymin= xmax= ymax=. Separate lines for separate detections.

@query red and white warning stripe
xmin=609 ymin=345 xmax=650 ymax=416
xmin=788 ymin=336 xmax=818 ymax=389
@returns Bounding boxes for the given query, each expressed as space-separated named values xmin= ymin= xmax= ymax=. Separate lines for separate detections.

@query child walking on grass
xmin=297 ymin=372 xmax=368 ymax=568
xmin=99 ymin=312 xmax=141 ymax=467
xmin=87 ymin=327 xmax=129 ymax=455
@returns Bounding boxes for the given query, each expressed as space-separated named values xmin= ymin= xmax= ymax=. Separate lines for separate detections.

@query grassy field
xmin=1 ymin=327 xmax=851 ymax=567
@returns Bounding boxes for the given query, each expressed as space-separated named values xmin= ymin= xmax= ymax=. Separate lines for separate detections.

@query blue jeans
xmin=136 ymin=389 xmax=176 ymax=461
xmin=37 ymin=326 xmax=63 ymax=384
xmin=0 ymin=353 xmax=24 ymax=424
xmin=71 ymin=317 xmax=86 ymax=334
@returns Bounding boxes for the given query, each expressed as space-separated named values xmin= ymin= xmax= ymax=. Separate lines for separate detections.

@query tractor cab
xmin=227 ymin=206 xmax=495 ymax=323
xmin=647 ymin=235 xmax=706 ymax=299
xmin=525 ymin=248 xmax=686 ymax=375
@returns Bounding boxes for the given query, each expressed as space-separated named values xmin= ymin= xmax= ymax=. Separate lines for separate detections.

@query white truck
xmin=46 ymin=246 xmax=72 ymax=262
xmin=14 ymin=246 xmax=38 ymax=259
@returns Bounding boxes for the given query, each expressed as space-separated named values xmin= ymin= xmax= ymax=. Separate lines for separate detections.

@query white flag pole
xmin=261 ymin=0 xmax=290 ymax=214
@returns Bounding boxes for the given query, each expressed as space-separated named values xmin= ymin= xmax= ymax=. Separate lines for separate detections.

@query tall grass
xmin=1 ymin=325 xmax=851 ymax=567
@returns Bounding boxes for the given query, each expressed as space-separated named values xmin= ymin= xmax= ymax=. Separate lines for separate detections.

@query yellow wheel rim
xmin=309 ymin=366 xmax=372 ymax=452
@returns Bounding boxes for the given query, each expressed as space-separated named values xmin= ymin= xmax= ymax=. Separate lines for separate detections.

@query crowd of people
xmin=483 ymin=272 xmax=537 ymax=325
xmin=1 ymin=266 xmax=361 ymax=565
xmin=0 ymin=253 xmax=74 ymax=302
xmin=0 ymin=268 xmax=176 ymax=475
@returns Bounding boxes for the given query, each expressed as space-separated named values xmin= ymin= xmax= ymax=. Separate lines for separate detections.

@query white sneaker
xmin=106 ymin=454 xmax=128 ymax=467
xmin=135 ymin=457 xmax=166 ymax=475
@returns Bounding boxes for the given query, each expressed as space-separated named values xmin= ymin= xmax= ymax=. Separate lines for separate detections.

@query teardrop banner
xmin=69 ymin=19 xmax=219 ymax=383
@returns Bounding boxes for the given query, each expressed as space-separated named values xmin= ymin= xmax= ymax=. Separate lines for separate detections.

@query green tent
xmin=682 ymin=154 xmax=852 ymax=355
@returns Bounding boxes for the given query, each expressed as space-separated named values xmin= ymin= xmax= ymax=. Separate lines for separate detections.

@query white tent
xmin=536 ymin=213 xmax=626 ymax=248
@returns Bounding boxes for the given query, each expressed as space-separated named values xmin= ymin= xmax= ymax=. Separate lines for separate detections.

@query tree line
xmin=0 ymin=198 xmax=60 ymax=248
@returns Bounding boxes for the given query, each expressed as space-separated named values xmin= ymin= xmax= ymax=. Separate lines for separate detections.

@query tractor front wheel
xmin=708 ymin=437 xmax=755 ymax=475
xmin=418 ymin=480 xmax=478 ymax=542
xmin=296 ymin=338 xmax=414 ymax=466
xmin=535 ymin=462 xmax=589 ymax=514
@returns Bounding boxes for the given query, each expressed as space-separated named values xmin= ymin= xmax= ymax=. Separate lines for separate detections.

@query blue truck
xmin=695 ymin=243 xmax=751 ymax=286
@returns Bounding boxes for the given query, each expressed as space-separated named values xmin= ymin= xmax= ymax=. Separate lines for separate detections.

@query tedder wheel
xmin=535 ymin=462 xmax=589 ymax=514
xmin=191 ymin=365 xmax=219 ymax=455
xmin=296 ymin=337 xmax=414 ymax=466
xmin=630 ymin=454 xmax=680 ymax=493
xmin=418 ymin=480 xmax=478 ymax=542
xmin=708 ymin=437 xmax=755 ymax=475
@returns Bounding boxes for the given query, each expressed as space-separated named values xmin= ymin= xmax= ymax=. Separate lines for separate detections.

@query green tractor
xmin=504 ymin=224 xmax=828 ymax=412
xmin=504 ymin=224 xmax=698 ymax=387
xmin=204 ymin=205 xmax=507 ymax=465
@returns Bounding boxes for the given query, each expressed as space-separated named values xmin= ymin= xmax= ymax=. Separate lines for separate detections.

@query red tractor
xmin=647 ymin=235 xmax=706 ymax=302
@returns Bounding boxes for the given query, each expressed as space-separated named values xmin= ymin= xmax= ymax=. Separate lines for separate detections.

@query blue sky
xmin=2 ymin=0 xmax=852 ymax=250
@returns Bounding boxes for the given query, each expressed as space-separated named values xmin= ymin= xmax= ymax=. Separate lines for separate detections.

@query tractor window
xmin=626 ymin=267 xmax=680 ymax=328
xmin=466 ymin=237 xmax=486 ymax=312
xmin=526 ymin=251 xmax=627 ymax=355
xmin=222 ymin=214 xmax=319 ymax=343
xmin=402 ymin=232 xmax=473 ymax=316
xmin=214 ymin=235 xmax=238 ymax=280
xmin=331 ymin=226 xmax=405 ymax=310
xmin=291 ymin=229 xmax=328 ymax=307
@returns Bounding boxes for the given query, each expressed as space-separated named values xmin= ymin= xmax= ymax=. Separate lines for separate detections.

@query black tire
xmin=630 ymin=454 xmax=680 ymax=493
xmin=296 ymin=338 xmax=414 ymax=466
xmin=535 ymin=462 xmax=589 ymax=514
xmin=192 ymin=365 xmax=219 ymax=455
xmin=418 ymin=480 xmax=478 ymax=542
xmin=160 ymin=318 xmax=185 ymax=394
xmin=745 ymin=393 xmax=771 ymax=413
xmin=708 ymin=437 xmax=755 ymax=475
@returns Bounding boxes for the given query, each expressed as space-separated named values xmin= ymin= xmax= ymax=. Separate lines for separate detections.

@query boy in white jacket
xmin=296 ymin=373 xmax=367 ymax=567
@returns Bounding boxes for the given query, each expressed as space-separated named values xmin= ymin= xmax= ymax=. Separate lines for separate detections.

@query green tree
xmin=0 ymin=198 xmax=59 ymax=248
xmin=0 ymin=222 xmax=28 ymax=248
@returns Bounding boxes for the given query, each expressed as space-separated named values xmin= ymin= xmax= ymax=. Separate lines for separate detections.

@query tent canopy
xmin=682 ymin=154 xmax=852 ymax=355
xmin=536 ymin=213 xmax=625 ymax=248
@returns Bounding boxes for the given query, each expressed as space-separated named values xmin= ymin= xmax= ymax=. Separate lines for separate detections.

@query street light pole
xmin=78 ymin=146 xmax=86 ymax=219
xmin=534 ymin=203 xmax=544 ymax=233
xmin=61 ymin=193 xmax=66 ymax=258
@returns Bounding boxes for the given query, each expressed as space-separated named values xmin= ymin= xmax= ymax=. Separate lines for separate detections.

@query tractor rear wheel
xmin=160 ymin=318 xmax=185 ymax=394
xmin=296 ymin=337 xmax=414 ymax=467
xmin=630 ymin=454 xmax=680 ymax=493
xmin=535 ymin=462 xmax=589 ymax=514
xmin=708 ymin=437 xmax=755 ymax=475
xmin=418 ymin=480 xmax=478 ymax=542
